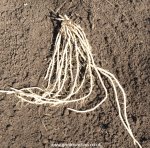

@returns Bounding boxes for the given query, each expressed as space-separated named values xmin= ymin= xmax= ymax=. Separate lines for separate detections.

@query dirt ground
xmin=0 ymin=0 xmax=149 ymax=148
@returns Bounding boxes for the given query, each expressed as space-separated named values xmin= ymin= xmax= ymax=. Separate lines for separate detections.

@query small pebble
xmin=42 ymin=138 xmax=48 ymax=144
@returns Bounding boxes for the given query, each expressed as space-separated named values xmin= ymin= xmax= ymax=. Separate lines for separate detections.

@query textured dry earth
xmin=0 ymin=0 xmax=150 ymax=148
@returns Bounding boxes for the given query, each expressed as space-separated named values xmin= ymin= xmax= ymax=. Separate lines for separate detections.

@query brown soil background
xmin=0 ymin=0 xmax=149 ymax=148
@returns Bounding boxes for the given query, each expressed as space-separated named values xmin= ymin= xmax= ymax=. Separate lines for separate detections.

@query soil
xmin=0 ymin=0 xmax=149 ymax=148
